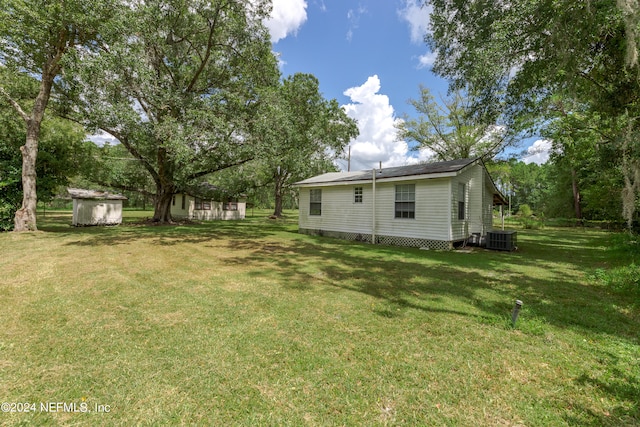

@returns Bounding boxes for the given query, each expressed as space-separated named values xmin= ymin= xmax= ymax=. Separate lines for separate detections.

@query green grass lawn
xmin=0 ymin=210 xmax=638 ymax=426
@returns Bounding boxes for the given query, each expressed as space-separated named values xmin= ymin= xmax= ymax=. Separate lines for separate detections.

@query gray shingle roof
xmin=295 ymin=158 xmax=477 ymax=185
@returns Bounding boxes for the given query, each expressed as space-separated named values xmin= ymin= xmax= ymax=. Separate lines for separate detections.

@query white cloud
xmin=87 ymin=131 xmax=118 ymax=146
xmin=264 ymin=0 xmax=308 ymax=43
xmin=522 ymin=139 xmax=552 ymax=165
xmin=417 ymin=51 xmax=437 ymax=69
xmin=398 ymin=1 xmax=435 ymax=69
xmin=339 ymin=75 xmax=433 ymax=171
xmin=346 ymin=5 xmax=367 ymax=42
xmin=398 ymin=0 xmax=432 ymax=44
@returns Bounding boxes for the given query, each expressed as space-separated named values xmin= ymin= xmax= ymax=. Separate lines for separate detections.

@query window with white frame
xmin=395 ymin=184 xmax=415 ymax=218
xmin=354 ymin=186 xmax=363 ymax=203
xmin=458 ymin=183 xmax=466 ymax=220
xmin=309 ymin=189 xmax=322 ymax=215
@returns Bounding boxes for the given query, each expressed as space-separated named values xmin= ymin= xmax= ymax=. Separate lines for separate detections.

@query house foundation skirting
xmin=298 ymin=228 xmax=453 ymax=250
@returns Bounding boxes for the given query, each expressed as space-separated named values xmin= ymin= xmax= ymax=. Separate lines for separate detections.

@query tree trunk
xmin=571 ymin=168 xmax=582 ymax=221
xmin=273 ymin=174 xmax=283 ymax=217
xmin=153 ymin=185 xmax=174 ymax=223
xmin=13 ymin=126 xmax=39 ymax=231
xmin=151 ymin=145 xmax=175 ymax=223
xmin=11 ymin=60 xmax=56 ymax=232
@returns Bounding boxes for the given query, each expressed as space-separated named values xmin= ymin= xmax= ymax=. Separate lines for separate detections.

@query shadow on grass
xmin=566 ymin=347 xmax=640 ymax=426
xmin=46 ymin=215 xmax=297 ymax=247
xmin=42 ymin=213 xmax=638 ymax=344
xmin=222 ymin=230 xmax=638 ymax=343
xmin=221 ymin=231 xmax=639 ymax=423
xmin=32 ymin=213 xmax=640 ymax=421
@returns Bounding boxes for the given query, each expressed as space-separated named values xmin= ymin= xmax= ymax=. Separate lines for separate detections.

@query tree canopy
xmin=397 ymin=85 xmax=510 ymax=161
xmin=425 ymin=0 xmax=640 ymax=227
xmin=63 ymin=0 xmax=280 ymax=223
xmin=0 ymin=0 xmax=117 ymax=231
xmin=253 ymin=73 xmax=358 ymax=217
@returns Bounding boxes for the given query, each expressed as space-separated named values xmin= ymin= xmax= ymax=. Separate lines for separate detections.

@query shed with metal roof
xmin=68 ymin=188 xmax=127 ymax=226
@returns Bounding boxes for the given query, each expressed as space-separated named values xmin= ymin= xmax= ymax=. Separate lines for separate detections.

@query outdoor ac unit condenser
xmin=486 ymin=230 xmax=517 ymax=251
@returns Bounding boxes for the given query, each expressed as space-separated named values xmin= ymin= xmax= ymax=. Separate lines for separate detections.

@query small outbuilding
xmin=68 ymin=188 xmax=127 ymax=226
xmin=170 ymin=183 xmax=246 ymax=221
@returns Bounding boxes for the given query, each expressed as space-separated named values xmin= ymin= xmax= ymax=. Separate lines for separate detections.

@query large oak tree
xmin=65 ymin=0 xmax=280 ymax=223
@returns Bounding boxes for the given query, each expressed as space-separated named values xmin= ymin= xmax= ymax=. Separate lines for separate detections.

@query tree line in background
xmin=2 ymin=0 xmax=639 ymax=231
xmin=419 ymin=0 xmax=640 ymax=230
xmin=1 ymin=0 xmax=357 ymax=231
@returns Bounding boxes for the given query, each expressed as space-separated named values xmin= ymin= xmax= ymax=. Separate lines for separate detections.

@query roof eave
xmin=294 ymin=170 xmax=461 ymax=187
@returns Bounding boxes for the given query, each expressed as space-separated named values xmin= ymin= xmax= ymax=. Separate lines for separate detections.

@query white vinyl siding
xmin=170 ymin=193 xmax=246 ymax=220
xmin=297 ymin=162 xmax=499 ymax=244
xmin=482 ymin=176 xmax=495 ymax=232
xmin=299 ymin=184 xmax=372 ymax=234
xmin=376 ymin=179 xmax=452 ymax=241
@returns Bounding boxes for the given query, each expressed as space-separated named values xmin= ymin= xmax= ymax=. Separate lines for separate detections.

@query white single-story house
xmin=294 ymin=158 xmax=507 ymax=250
xmin=68 ymin=188 xmax=127 ymax=226
xmin=170 ymin=183 xmax=246 ymax=221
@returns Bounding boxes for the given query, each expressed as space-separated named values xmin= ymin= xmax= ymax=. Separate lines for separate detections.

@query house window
xmin=354 ymin=186 xmax=363 ymax=203
xmin=172 ymin=195 xmax=175 ymax=206
xmin=395 ymin=184 xmax=415 ymax=219
xmin=309 ymin=189 xmax=322 ymax=215
xmin=195 ymin=198 xmax=211 ymax=210
xmin=458 ymin=183 xmax=466 ymax=220
xmin=181 ymin=194 xmax=185 ymax=210
xmin=223 ymin=199 xmax=238 ymax=211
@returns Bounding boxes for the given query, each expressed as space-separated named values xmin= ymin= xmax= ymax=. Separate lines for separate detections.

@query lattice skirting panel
xmin=299 ymin=228 xmax=453 ymax=250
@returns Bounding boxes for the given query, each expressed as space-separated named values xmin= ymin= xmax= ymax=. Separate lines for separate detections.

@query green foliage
xmin=519 ymin=217 xmax=543 ymax=230
xmin=517 ymin=204 xmax=532 ymax=217
xmin=1 ymin=89 xmax=89 ymax=231
xmin=426 ymin=0 xmax=640 ymax=227
xmin=64 ymin=0 xmax=280 ymax=222
xmin=515 ymin=203 xmax=544 ymax=229
xmin=487 ymin=159 xmax=550 ymax=216
xmin=397 ymin=86 xmax=511 ymax=160
xmin=591 ymin=264 xmax=640 ymax=297
xmin=0 ymin=158 xmax=21 ymax=231
xmin=589 ymin=231 xmax=640 ymax=297
xmin=212 ymin=73 xmax=358 ymax=216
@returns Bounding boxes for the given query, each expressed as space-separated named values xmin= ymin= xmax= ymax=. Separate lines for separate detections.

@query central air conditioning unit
xmin=486 ymin=230 xmax=517 ymax=251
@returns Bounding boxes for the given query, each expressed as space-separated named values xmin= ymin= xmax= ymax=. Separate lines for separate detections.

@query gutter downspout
xmin=372 ymin=168 xmax=376 ymax=244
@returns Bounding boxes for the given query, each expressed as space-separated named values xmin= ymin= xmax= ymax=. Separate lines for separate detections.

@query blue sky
xmin=264 ymin=0 xmax=550 ymax=169
xmin=90 ymin=0 xmax=550 ymax=167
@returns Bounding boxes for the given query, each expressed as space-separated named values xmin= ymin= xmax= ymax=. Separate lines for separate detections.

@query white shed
xmin=68 ymin=188 xmax=127 ymax=226
xmin=294 ymin=158 xmax=506 ymax=250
